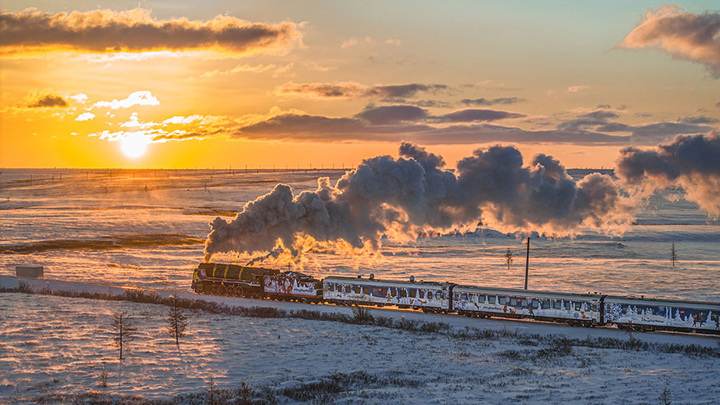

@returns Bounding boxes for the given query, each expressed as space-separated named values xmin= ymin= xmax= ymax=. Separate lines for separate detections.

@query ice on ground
xmin=0 ymin=292 xmax=718 ymax=404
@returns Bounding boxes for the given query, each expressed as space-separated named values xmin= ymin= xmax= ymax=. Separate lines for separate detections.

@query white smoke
xmin=205 ymin=143 xmax=636 ymax=262
xmin=616 ymin=131 xmax=720 ymax=218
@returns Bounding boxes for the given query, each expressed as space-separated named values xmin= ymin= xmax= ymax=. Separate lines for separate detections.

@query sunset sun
xmin=120 ymin=133 xmax=149 ymax=158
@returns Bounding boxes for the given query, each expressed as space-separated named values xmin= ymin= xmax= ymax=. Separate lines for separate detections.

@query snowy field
xmin=1 ymin=168 xmax=719 ymax=301
xmin=1 ymin=168 xmax=720 ymax=403
xmin=1 ymin=278 xmax=719 ymax=404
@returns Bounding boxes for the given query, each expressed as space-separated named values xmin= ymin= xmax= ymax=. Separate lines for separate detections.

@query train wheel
xmin=210 ymin=284 xmax=222 ymax=296
xmin=226 ymin=285 xmax=237 ymax=296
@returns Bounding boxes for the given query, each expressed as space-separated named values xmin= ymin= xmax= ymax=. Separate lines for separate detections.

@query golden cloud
xmin=0 ymin=8 xmax=302 ymax=55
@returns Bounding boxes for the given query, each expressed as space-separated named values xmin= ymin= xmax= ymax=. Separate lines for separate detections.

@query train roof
xmin=452 ymin=284 xmax=605 ymax=300
xmin=323 ymin=275 xmax=451 ymax=288
xmin=604 ymin=295 xmax=720 ymax=309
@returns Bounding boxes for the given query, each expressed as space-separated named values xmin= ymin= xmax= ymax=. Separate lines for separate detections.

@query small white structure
xmin=16 ymin=266 xmax=43 ymax=278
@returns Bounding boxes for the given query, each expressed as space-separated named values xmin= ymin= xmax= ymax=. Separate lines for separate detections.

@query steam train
xmin=191 ymin=262 xmax=720 ymax=335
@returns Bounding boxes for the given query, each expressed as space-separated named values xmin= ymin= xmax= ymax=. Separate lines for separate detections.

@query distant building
xmin=16 ymin=266 xmax=43 ymax=278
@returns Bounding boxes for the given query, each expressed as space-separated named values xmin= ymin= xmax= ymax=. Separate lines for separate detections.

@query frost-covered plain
xmin=1 ymin=168 xmax=720 ymax=403
xmin=1 ymin=291 xmax=719 ymax=404
xmin=1 ymin=168 xmax=718 ymax=301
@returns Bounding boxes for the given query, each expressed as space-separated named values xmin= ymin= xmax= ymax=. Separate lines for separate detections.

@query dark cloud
xmin=355 ymin=105 xmax=428 ymax=125
xmin=616 ymin=6 xmax=720 ymax=76
xmin=233 ymin=113 xmax=433 ymax=142
xmin=616 ymin=132 xmax=720 ymax=216
xmin=580 ymin=110 xmax=620 ymax=120
xmin=596 ymin=122 xmax=632 ymax=132
xmin=411 ymin=125 xmax=629 ymax=145
xmin=27 ymin=94 xmax=68 ymax=108
xmin=461 ymin=97 xmax=523 ymax=106
xmin=205 ymin=143 xmax=634 ymax=260
xmin=381 ymin=99 xmax=454 ymax=108
xmin=211 ymin=104 xmax=713 ymax=146
xmin=433 ymin=109 xmax=525 ymax=123
xmin=679 ymin=115 xmax=719 ymax=125
xmin=276 ymin=81 xmax=446 ymax=99
xmin=370 ymin=84 xmax=447 ymax=98
xmin=557 ymin=118 xmax=613 ymax=132
xmin=630 ymin=122 xmax=712 ymax=142
xmin=0 ymin=9 xmax=301 ymax=54
xmin=555 ymin=109 xmax=714 ymax=143
xmin=232 ymin=111 xmax=629 ymax=145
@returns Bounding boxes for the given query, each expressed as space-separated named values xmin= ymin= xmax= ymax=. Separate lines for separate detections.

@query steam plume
xmin=204 ymin=143 xmax=634 ymax=262
xmin=616 ymin=131 xmax=720 ymax=217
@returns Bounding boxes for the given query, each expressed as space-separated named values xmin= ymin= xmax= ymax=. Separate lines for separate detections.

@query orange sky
xmin=1 ymin=2 xmax=719 ymax=169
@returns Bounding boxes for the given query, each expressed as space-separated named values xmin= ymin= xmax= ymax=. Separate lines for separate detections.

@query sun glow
xmin=120 ymin=133 xmax=149 ymax=158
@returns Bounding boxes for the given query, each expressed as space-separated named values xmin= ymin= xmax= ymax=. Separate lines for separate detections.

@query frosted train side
xmin=190 ymin=262 xmax=720 ymax=335
xmin=452 ymin=285 xmax=605 ymax=327
xmin=323 ymin=276 xmax=453 ymax=313
xmin=605 ymin=295 xmax=720 ymax=333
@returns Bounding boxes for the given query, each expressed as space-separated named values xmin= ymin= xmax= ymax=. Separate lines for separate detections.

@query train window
xmin=363 ymin=287 xmax=370 ymax=295
xmin=636 ymin=307 xmax=643 ymax=314
xmin=698 ymin=312 xmax=707 ymax=322
xmin=575 ymin=303 xmax=583 ymax=311
xmin=419 ymin=291 xmax=425 ymax=299
xmin=436 ymin=291 xmax=443 ymax=300
xmin=520 ymin=299 xmax=527 ymax=307
xmin=489 ymin=296 xmax=496 ymax=304
xmin=380 ymin=288 xmax=388 ymax=296
xmin=532 ymin=300 xmax=540 ymax=309
xmin=461 ymin=293 xmax=468 ymax=301
xmin=541 ymin=301 xmax=550 ymax=309
xmin=553 ymin=301 xmax=561 ymax=310
xmin=327 ymin=284 xmax=334 ymax=292
xmin=409 ymin=289 xmax=417 ymax=298
xmin=400 ymin=289 xmax=407 ymax=298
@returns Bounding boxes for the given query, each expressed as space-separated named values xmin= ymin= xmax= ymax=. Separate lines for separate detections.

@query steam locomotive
xmin=191 ymin=262 xmax=720 ymax=335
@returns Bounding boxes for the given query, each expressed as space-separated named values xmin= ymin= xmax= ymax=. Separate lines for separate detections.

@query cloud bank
xmin=276 ymin=82 xmax=447 ymax=99
xmin=461 ymin=97 xmax=523 ymax=106
xmin=0 ymin=8 xmax=301 ymax=55
xmin=617 ymin=6 xmax=720 ymax=76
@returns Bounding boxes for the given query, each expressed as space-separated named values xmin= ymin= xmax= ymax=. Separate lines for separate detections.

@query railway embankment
xmin=2 ymin=275 xmax=718 ymax=349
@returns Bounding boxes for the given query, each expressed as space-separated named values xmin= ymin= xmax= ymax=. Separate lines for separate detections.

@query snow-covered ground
xmin=2 ymin=168 xmax=719 ymax=403
xmin=2 ymin=168 xmax=719 ymax=302
xmin=1 ymin=277 xmax=719 ymax=404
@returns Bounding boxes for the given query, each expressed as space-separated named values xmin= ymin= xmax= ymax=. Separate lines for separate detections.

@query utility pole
xmin=524 ymin=237 xmax=530 ymax=290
